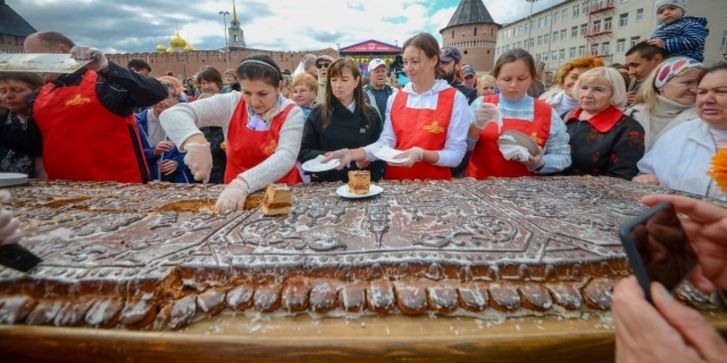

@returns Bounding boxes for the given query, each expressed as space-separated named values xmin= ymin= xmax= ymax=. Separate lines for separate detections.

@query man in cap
xmin=315 ymin=54 xmax=335 ymax=104
xmin=363 ymin=58 xmax=398 ymax=119
xmin=462 ymin=64 xmax=477 ymax=90
xmin=438 ymin=46 xmax=477 ymax=104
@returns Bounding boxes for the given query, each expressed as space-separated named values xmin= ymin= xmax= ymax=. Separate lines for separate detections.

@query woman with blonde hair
xmin=299 ymin=58 xmax=383 ymax=182
xmin=541 ymin=55 xmax=605 ymax=116
xmin=291 ymin=73 xmax=318 ymax=118
xmin=561 ymin=67 xmax=644 ymax=180
xmin=627 ymin=56 xmax=705 ymax=151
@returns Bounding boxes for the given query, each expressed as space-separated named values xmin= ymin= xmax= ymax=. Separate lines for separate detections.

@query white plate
xmin=0 ymin=173 xmax=28 ymax=187
xmin=372 ymin=146 xmax=407 ymax=165
xmin=336 ymin=184 xmax=383 ymax=199
xmin=301 ymin=155 xmax=341 ymax=173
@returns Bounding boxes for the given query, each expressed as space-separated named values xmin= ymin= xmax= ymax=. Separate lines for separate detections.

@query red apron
xmin=385 ymin=88 xmax=455 ymax=180
xmin=32 ymin=69 xmax=149 ymax=183
xmin=466 ymin=95 xmax=551 ymax=179
xmin=224 ymin=99 xmax=302 ymax=185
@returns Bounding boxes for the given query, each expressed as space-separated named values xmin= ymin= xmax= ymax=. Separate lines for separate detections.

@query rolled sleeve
xmin=434 ymin=91 xmax=470 ymax=167
xmin=537 ymin=112 xmax=572 ymax=173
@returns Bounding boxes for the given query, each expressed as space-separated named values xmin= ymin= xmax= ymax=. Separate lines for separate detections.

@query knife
xmin=0 ymin=243 xmax=42 ymax=272
xmin=0 ymin=53 xmax=91 ymax=74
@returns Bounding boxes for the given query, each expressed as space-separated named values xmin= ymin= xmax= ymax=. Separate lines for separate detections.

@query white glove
xmin=522 ymin=146 xmax=545 ymax=170
xmin=215 ymin=177 xmax=250 ymax=213
xmin=322 ymin=149 xmax=352 ymax=170
xmin=183 ymin=142 xmax=213 ymax=181
xmin=70 ymin=45 xmax=108 ymax=72
xmin=392 ymin=146 xmax=424 ymax=168
xmin=0 ymin=191 xmax=21 ymax=246
xmin=474 ymin=102 xmax=502 ymax=131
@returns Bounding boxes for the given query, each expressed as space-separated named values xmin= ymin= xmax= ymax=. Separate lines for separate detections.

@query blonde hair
xmin=291 ymin=72 xmax=317 ymax=92
xmin=479 ymin=74 xmax=496 ymax=85
xmin=572 ymin=67 xmax=627 ymax=108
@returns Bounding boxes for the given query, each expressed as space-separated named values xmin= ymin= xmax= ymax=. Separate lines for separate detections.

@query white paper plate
xmin=372 ymin=146 xmax=407 ymax=165
xmin=301 ymin=155 xmax=341 ymax=173
xmin=336 ymin=184 xmax=383 ymax=199
xmin=0 ymin=172 xmax=28 ymax=187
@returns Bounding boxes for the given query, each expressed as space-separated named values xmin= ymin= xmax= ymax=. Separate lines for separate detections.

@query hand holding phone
xmin=619 ymin=202 xmax=698 ymax=302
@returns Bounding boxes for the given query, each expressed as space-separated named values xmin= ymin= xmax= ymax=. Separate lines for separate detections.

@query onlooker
xmin=194 ymin=66 xmax=227 ymax=184
xmin=23 ymin=31 xmax=167 ymax=183
xmin=158 ymin=75 xmax=188 ymax=103
xmin=634 ymin=62 xmax=727 ymax=201
xmin=541 ymin=55 xmax=605 ymax=117
xmin=648 ymin=0 xmax=709 ymax=62
xmin=528 ymin=60 xmax=547 ymax=98
xmin=462 ymin=65 xmax=477 ymax=90
xmin=625 ymin=42 xmax=669 ymax=105
xmin=222 ymin=68 xmax=240 ymax=93
xmin=477 ymin=74 xmax=496 ymax=97
xmin=614 ymin=194 xmax=727 ymax=363
xmin=300 ymin=53 xmax=317 ymax=78
xmin=299 ymin=58 xmax=384 ymax=182
xmin=291 ymin=72 xmax=318 ymax=118
xmin=314 ymin=55 xmax=335 ymax=105
xmin=363 ymin=58 xmax=398 ymax=120
xmin=0 ymin=72 xmax=45 ymax=178
xmin=439 ymin=46 xmax=477 ymax=104
xmin=627 ymin=56 xmax=705 ymax=150
xmin=561 ymin=67 xmax=644 ymax=180
xmin=281 ymin=69 xmax=292 ymax=99
xmin=197 ymin=66 xmax=224 ymax=95
xmin=127 ymin=59 xmax=152 ymax=76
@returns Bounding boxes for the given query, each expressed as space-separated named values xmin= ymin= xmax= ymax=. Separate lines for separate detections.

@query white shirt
xmin=363 ymin=80 xmax=471 ymax=167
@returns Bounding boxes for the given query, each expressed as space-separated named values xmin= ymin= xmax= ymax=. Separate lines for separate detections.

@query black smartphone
xmin=619 ymin=202 xmax=697 ymax=302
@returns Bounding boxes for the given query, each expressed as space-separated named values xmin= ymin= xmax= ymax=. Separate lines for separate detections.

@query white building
xmin=495 ymin=0 xmax=727 ymax=72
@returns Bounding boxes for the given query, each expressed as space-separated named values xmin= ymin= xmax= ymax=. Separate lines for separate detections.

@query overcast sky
xmin=10 ymin=0 xmax=564 ymax=54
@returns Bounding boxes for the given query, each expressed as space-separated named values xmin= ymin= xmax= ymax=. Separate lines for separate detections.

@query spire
xmin=232 ymin=0 xmax=238 ymax=23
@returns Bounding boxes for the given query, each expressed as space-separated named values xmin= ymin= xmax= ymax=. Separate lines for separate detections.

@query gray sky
xmin=10 ymin=0 xmax=564 ymax=53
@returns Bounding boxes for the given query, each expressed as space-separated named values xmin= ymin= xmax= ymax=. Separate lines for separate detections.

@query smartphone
xmin=619 ymin=202 xmax=697 ymax=302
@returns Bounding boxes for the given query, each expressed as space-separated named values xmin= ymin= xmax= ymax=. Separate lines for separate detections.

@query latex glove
xmin=183 ymin=142 xmax=213 ymax=181
xmin=215 ymin=177 xmax=249 ymax=213
xmin=322 ymin=149 xmax=352 ymax=170
xmin=159 ymin=159 xmax=178 ymax=175
xmin=474 ymin=102 xmax=502 ymax=131
xmin=154 ymin=141 xmax=174 ymax=157
xmin=522 ymin=146 xmax=545 ymax=170
xmin=0 ymin=191 xmax=21 ymax=246
xmin=70 ymin=45 xmax=108 ymax=72
xmin=393 ymin=146 xmax=424 ymax=168
xmin=633 ymin=174 xmax=660 ymax=185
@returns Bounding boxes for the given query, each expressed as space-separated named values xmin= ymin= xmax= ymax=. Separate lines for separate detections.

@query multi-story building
xmin=0 ymin=0 xmax=37 ymax=54
xmin=495 ymin=0 xmax=727 ymax=72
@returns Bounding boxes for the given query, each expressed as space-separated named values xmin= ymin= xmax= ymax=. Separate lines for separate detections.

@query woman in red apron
xmin=160 ymin=55 xmax=304 ymax=212
xmin=322 ymin=33 xmax=470 ymax=180
xmin=466 ymin=49 xmax=572 ymax=179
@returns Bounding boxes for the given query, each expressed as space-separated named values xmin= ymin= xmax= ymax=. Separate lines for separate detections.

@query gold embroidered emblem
xmin=530 ymin=131 xmax=543 ymax=146
xmin=263 ymin=140 xmax=277 ymax=155
xmin=220 ymin=141 xmax=227 ymax=151
xmin=423 ymin=120 xmax=445 ymax=134
xmin=65 ymin=94 xmax=92 ymax=106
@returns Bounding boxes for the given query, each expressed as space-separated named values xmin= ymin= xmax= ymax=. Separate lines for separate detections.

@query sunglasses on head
xmin=316 ymin=63 xmax=331 ymax=69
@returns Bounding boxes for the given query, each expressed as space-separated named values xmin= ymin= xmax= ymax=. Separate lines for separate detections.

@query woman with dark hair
xmin=191 ymin=66 xmax=227 ymax=183
xmin=466 ymin=49 xmax=571 ymax=178
xmin=299 ymin=58 xmax=384 ymax=182
xmin=197 ymin=66 xmax=224 ymax=95
xmin=160 ymin=55 xmax=304 ymax=212
xmin=322 ymin=33 xmax=470 ymax=180
xmin=0 ymin=72 xmax=45 ymax=178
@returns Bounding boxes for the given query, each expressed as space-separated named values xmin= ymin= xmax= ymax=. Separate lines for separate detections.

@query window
xmin=582 ymin=1 xmax=589 ymax=15
xmin=562 ymin=9 xmax=569 ymax=20
xmin=538 ymin=17 xmax=543 ymax=28
xmin=572 ymin=26 xmax=578 ymax=38
xmin=619 ymin=13 xmax=628 ymax=27
xmin=560 ymin=29 xmax=567 ymax=40
xmin=593 ymin=20 xmax=601 ymax=33
xmin=554 ymin=11 xmax=560 ymax=22
xmin=636 ymin=8 xmax=644 ymax=22
xmin=559 ymin=49 xmax=566 ymax=60
xmin=544 ymin=14 xmax=550 ymax=26
xmin=452 ymin=30 xmax=455 ymax=38
xmin=601 ymin=41 xmax=610 ymax=55
xmin=537 ymin=35 xmax=543 ymax=45
xmin=573 ymin=5 xmax=580 ymax=17
xmin=578 ymin=45 xmax=586 ymax=56
xmin=617 ymin=38 xmax=625 ymax=53
xmin=544 ymin=33 xmax=550 ymax=43
xmin=580 ymin=23 xmax=588 ymax=37
xmin=529 ymin=38 xmax=534 ymax=48
xmin=722 ymin=31 xmax=727 ymax=50
xmin=552 ymin=50 xmax=558 ymax=60
xmin=542 ymin=52 xmax=549 ymax=61
xmin=604 ymin=17 xmax=612 ymax=30
xmin=553 ymin=31 xmax=559 ymax=42
xmin=570 ymin=47 xmax=577 ymax=58
xmin=474 ymin=27 xmax=477 ymax=36
xmin=591 ymin=44 xmax=599 ymax=55
xmin=630 ymin=36 xmax=641 ymax=47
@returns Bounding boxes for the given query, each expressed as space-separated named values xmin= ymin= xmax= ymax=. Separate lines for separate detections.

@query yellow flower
xmin=708 ymin=148 xmax=727 ymax=193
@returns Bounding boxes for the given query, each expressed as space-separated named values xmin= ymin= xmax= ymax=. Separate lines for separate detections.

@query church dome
xmin=184 ymin=44 xmax=195 ymax=52
xmin=165 ymin=47 xmax=174 ymax=54
xmin=155 ymin=43 xmax=166 ymax=53
xmin=170 ymin=31 xmax=187 ymax=49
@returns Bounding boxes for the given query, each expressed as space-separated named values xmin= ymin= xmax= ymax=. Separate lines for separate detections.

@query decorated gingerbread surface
xmin=0 ymin=177 xmax=675 ymax=329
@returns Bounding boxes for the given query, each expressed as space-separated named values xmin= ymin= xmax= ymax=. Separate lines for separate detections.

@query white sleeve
xmin=435 ymin=91 xmax=471 ymax=167
xmin=159 ymin=92 xmax=239 ymax=151
xmin=237 ymin=106 xmax=304 ymax=193
xmin=363 ymin=94 xmax=397 ymax=161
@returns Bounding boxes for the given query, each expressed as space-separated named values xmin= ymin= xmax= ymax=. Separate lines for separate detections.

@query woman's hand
xmin=393 ymin=147 xmax=424 ymax=168
xmin=633 ymin=174 xmax=660 ymax=185
xmin=521 ymin=146 xmax=545 ymax=170
xmin=159 ymin=160 xmax=178 ymax=175
xmin=153 ymin=141 xmax=174 ymax=157
xmin=182 ymin=142 xmax=213 ymax=181
xmin=0 ymin=191 xmax=21 ymax=246
xmin=215 ymin=178 xmax=250 ymax=213
xmin=614 ymin=277 xmax=727 ymax=362
xmin=474 ymin=102 xmax=500 ymax=130
xmin=322 ymin=149 xmax=352 ymax=170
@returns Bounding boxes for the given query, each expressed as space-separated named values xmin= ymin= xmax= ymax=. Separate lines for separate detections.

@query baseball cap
xmin=462 ymin=65 xmax=476 ymax=77
xmin=440 ymin=46 xmax=462 ymax=63
xmin=368 ymin=58 xmax=386 ymax=71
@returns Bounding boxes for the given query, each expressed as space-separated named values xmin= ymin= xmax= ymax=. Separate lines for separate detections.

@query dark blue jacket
xmin=651 ymin=16 xmax=708 ymax=62
xmin=136 ymin=109 xmax=193 ymax=183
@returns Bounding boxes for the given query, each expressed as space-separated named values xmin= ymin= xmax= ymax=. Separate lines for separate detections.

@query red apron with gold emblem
xmin=466 ymin=95 xmax=551 ymax=179
xmin=385 ymin=88 xmax=455 ymax=180
xmin=32 ymin=69 xmax=149 ymax=183
xmin=224 ymin=99 xmax=302 ymax=185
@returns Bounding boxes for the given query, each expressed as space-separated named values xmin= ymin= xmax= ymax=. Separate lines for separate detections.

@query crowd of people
xmin=0 ymin=0 xmax=726 ymax=359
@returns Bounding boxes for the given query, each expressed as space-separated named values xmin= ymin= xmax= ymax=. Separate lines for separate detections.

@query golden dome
xmin=184 ymin=44 xmax=194 ymax=52
xmin=165 ymin=47 xmax=174 ymax=54
xmin=170 ymin=31 xmax=187 ymax=49
xmin=155 ymin=43 xmax=166 ymax=53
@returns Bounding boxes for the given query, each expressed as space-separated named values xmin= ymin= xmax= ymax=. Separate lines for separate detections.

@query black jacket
xmin=299 ymin=100 xmax=384 ymax=182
